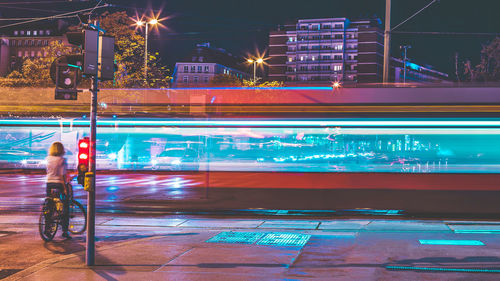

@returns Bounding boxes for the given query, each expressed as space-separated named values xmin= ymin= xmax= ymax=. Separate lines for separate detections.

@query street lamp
xmin=135 ymin=18 xmax=159 ymax=85
xmin=247 ymin=58 xmax=263 ymax=84
xmin=400 ymin=45 xmax=411 ymax=84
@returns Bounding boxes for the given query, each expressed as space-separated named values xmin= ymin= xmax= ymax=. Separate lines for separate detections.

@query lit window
xmin=24 ymin=51 xmax=29 ymax=57
xmin=288 ymin=57 xmax=293 ymax=62
xmin=18 ymin=51 xmax=22 ymax=57
xmin=31 ymin=51 xmax=35 ymax=57
xmin=333 ymin=65 xmax=342 ymax=71
xmin=14 ymin=30 xmax=18 ymax=36
xmin=33 ymin=31 xmax=37 ymax=36
xmin=20 ymin=30 xmax=25 ymax=35
xmin=27 ymin=31 xmax=31 ymax=36
xmin=37 ymin=51 xmax=42 ymax=57
xmin=39 ymin=30 xmax=44 ymax=35
xmin=46 ymin=30 xmax=50 ymax=35
xmin=204 ymin=66 xmax=209 ymax=72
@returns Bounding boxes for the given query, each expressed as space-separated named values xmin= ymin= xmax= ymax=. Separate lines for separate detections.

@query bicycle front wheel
xmin=68 ymin=199 xmax=86 ymax=234
xmin=39 ymin=199 xmax=58 ymax=241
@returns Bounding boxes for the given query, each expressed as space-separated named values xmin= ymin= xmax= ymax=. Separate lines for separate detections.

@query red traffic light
xmin=78 ymin=137 xmax=90 ymax=165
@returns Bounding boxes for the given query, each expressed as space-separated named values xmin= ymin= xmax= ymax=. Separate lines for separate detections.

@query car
xmin=152 ymin=148 xmax=200 ymax=171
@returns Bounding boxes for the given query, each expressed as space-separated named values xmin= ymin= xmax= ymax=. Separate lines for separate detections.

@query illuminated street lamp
xmin=135 ymin=18 xmax=159 ymax=85
xmin=247 ymin=58 xmax=263 ymax=84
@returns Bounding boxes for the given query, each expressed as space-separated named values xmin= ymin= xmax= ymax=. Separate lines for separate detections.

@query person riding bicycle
xmin=46 ymin=142 xmax=71 ymax=239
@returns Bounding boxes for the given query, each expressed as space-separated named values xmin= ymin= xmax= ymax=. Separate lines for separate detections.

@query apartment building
xmin=268 ymin=18 xmax=383 ymax=84
xmin=0 ymin=21 xmax=68 ymax=76
xmin=268 ymin=17 xmax=450 ymax=85
xmin=172 ymin=43 xmax=250 ymax=87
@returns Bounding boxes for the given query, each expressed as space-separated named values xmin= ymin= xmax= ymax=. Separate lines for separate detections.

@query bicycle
xmin=39 ymin=180 xmax=87 ymax=241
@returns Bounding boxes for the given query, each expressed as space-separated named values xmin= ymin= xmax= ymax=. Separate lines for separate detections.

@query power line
xmin=0 ymin=3 xmax=109 ymax=30
xmin=391 ymin=31 xmax=500 ymax=37
xmin=0 ymin=1 xmax=69 ymax=4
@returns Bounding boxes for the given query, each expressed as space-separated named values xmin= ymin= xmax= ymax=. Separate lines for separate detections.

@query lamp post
xmin=400 ymin=45 xmax=411 ymax=84
xmin=247 ymin=58 xmax=263 ymax=84
xmin=136 ymin=18 xmax=158 ymax=85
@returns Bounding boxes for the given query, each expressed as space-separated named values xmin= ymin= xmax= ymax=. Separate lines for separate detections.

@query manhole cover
xmin=206 ymin=231 xmax=265 ymax=244
xmin=256 ymin=232 xmax=311 ymax=247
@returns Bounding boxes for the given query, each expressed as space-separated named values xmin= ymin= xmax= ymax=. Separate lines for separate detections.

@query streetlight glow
xmin=149 ymin=19 xmax=158 ymax=25
xmin=136 ymin=20 xmax=144 ymax=26
xmin=247 ymin=59 xmax=254 ymax=63
xmin=256 ymin=58 xmax=263 ymax=64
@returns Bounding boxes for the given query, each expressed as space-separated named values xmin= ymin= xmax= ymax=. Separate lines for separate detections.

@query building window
xmin=37 ymin=51 xmax=42 ymax=57
xmin=14 ymin=30 xmax=18 ymax=36
xmin=334 ymin=44 xmax=343 ymax=50
xmin=198 ymin=56 xmax=204 ymax=62
xmin=194 ymin=76 xmax=199 ymax=83
xmin=334 ymin=34 xmax=343 ymax=39
xmin=46 ymin=30 xmax=50 ymax=35
xmin=33 ymin=30 xmax=37 ymax=36
xmin=31 ymin=51 xmax=35 ymax=57
xmin=204 ymin=66 xmax=209 ymax=72
xmin=334 ymin=55 xmax=342 ymax=60
xmin=333 ymin=65 xmax=342 ymax=71
xmin=27 ymin=31 xmax=31 ymax=36
xmin=191 ymin=66 xmax=196 ymax=72
xmin=197 ymin=66 xmax=202 ymax=73
xmin=39 ymin=30 xmax=44 ymax=35
xmin=18 ymin=51 xmax=22 ymax=57
xmin=183 ymin=66 xmax=188 ymax=72
xmin=183 ymin=76 xmax=188 ymax=83
xmin=322 ymin=65 xmax=330 ymax=70
xmin=288 ymin=57 xmax=293 ymax=62
xmin=322 ymin=55 xmax=330 ymax=60
xmin=322 ymin=25 xmax=331 ymax=29
xmin=334 ymin=24 xmax=343 ymax=29
xmin=203 ymin=76 xmax=209 ymax=83
xmin=24 ymin=51 xmax=29 ymax=57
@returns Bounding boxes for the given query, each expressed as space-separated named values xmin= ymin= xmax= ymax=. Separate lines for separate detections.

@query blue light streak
xmin=419 ymin=240 xmax=484 ymax=246
xmin=4 ymin=118 xmax=500 ymax=128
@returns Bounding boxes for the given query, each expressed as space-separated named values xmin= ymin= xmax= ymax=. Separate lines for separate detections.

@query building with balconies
xmin=268 ymin=17 xmax=449 ymax=84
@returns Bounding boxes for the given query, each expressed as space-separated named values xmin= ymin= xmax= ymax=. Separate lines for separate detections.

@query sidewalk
xmin=4 ymin=215 xmax=500 ymax=280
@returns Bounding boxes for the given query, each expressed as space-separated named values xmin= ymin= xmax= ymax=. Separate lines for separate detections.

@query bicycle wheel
xmin=68 ymin=199 xmax=86 ymax=234
xmin=39 ymin=199 xmax=58 ymax=241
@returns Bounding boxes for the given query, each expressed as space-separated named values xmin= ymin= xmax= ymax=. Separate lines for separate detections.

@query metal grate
xmin=256 ymin=232 xmax=311 ymax=247
xmin=206 ymin=231 xmax=265 ymax=244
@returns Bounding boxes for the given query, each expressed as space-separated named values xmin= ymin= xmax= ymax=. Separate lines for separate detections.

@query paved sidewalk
xmin=3 ymin=215 xmax=500 ymax=280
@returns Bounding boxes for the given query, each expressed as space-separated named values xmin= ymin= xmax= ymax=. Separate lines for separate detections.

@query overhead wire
xmin=0 ymin=3 xmax=109 ymax=30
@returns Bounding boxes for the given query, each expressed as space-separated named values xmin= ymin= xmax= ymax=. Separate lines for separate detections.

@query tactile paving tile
xmin=206 ymin=231 xmax=265 ymax=244
xmin=256 ymin=232 xmax=311 ymax=247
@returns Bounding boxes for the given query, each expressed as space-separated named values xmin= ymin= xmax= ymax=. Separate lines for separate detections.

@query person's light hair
xmin=48 ymin=142 xmax=65 ymax=156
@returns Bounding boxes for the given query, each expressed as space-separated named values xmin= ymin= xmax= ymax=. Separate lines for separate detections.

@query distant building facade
xmin=268 ymin=17 xmax=448 ymax=84
xmin=172 ymin=43 xmax=250 ymax=87
xmin=0 ymin=20 xmax=68 ymax=76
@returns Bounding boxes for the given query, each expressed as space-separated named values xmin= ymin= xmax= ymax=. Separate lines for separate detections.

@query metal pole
xmin=86 ymin=22 xmax=99 ymax=267
xmin=144 ymin=23 xmax=148 ymax=85
xmin=403 ymin=47 xmax=407 ymax=83
xmin=383 ymin=0 xmax=391 ymax=83
xmin=253 ymin=61 xmax=256 ymax=84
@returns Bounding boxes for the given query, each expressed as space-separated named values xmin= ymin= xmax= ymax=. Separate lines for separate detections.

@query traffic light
xmin=66 ymin=30 xmax=99 ymax=76
xmin=50 ymin=55 xmax=83 ymax=96
xmin=77 ymin=137 xmax=90 ymax=185
xmin=99 ymin=35 xmax=115 ymax=81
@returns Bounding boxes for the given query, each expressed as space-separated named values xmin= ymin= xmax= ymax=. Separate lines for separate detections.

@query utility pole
xmin=400 ymin=45 xmax=411 ymax=83
xmin=383 ymin=0 xmax=391 ymax=84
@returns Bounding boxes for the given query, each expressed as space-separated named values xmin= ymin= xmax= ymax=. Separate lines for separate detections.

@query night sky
xmin=1 ymin=0 xmax=499 ymax=76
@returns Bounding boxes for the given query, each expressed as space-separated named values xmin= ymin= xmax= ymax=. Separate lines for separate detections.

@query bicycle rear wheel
xmin=68 ymin=199 xmax=86 ymax=234
xmin=39 ymin=199 xmax=58 ymax=241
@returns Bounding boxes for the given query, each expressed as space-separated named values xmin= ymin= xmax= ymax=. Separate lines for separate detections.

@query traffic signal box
xmin=77 ymin=137 xmax=90 ymax=185
xmin=52 ymin=29 xmax=115 ymax=100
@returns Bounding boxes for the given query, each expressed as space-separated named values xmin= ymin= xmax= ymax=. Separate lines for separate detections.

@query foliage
xmin=242 ymin=79 xmax=284 ymax=87
xmin=0 ymin=41 xmax=74 ymax=87
xmin=474 ymin=37 xmax=500 ymax=82
xmin=209 ymin=74 xmax=242 ymax=86
xmin=99 ymin=11 xmax=171 ymax=88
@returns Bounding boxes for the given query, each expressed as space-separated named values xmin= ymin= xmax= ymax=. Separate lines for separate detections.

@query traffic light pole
xmin=86 ymin=71 xmax=98 ymax=266
xmin=86 ymin=23 xmax=99 ymax=267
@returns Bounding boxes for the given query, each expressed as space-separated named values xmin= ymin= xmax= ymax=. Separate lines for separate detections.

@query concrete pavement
xmin=2 ymin=214 xmax=500 ymax=280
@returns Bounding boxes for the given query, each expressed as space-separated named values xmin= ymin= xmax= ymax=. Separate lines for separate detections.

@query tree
xmin=474 ymin=37 xmax=500 ymax=82
xmin=209 ymin=74 xmax=242 ymax=86
xmin=99 ymin=11 xmax=171 ymax=88
xmin=14 ymin=40 xmax=74 ymax=87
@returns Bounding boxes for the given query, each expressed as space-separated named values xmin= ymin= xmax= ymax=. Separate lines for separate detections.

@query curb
xmin=3 ymin=235 xmax=164 ymax=281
